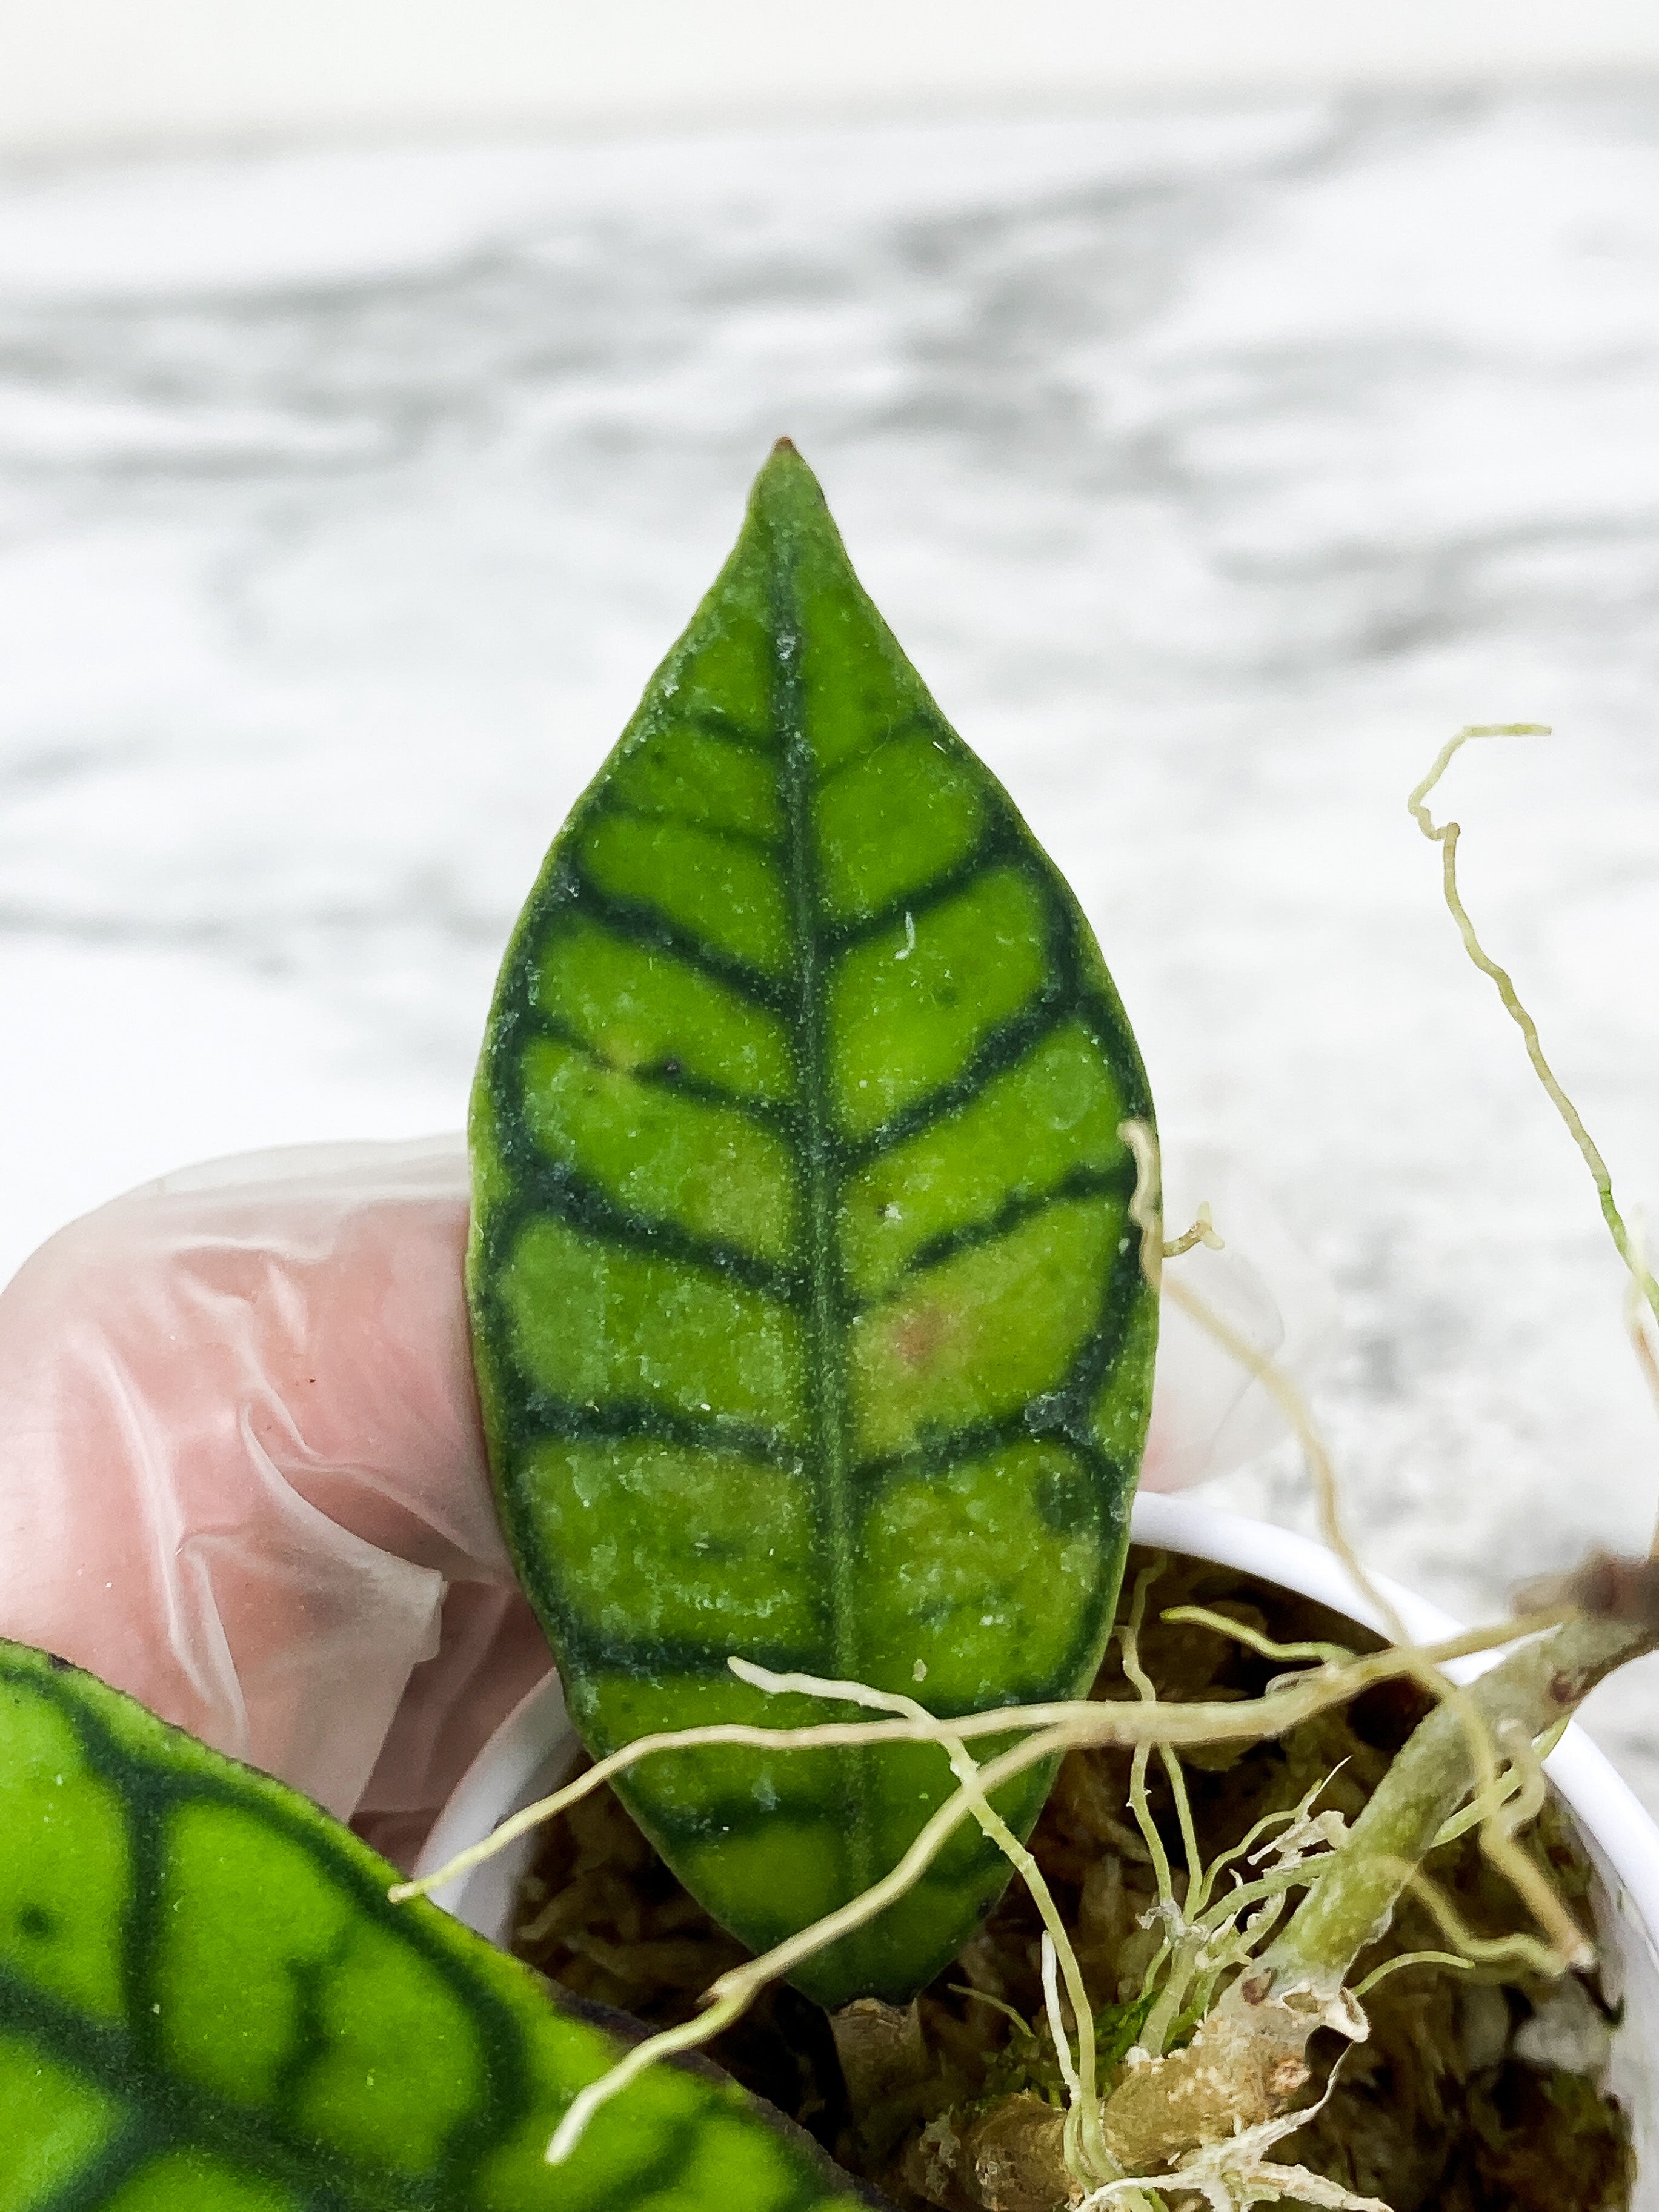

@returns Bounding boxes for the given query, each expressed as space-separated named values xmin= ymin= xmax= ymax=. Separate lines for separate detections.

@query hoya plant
xmin=464 ymin=437 xmax=1159 ymax=2008
xmin=2 ymin=444 xmax=1655 ymax=2212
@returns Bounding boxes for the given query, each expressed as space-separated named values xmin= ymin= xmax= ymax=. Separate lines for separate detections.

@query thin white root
xmin=1119 ymin=1566 xmax=1187 ymax=2064
xmin=526 ymin=1621 xmax=1588 ymax=2166
xmin=732 ymin=1661 xmax=1115 ymax=2184
xmin=546 ymin=1982 xmax=750 ymax=2162
xmin=540 ymin=1713 xmax=1076 ymax=2162
xmin=539 ymin=1619 xmax=1492 ymax=2175
xmin=385 ymin=1704 xmax=1011 ymax=1905
xmin=1466 ymin=1717 xmax=1591 ymax=1970
xmin=1165 ymin=1201 xmax=1225 ymax=1260
xmin=392 ymin=1612 xmax=1572 ymax=1908
xmin=1120 ymin=1563 xmax=1179 ymax=1917
xmin=1415 ymin=726 xmax=1659 ymax=1558
xmin=1394 ymin=1861 xmax=1587 ymax=1979
xmin=1041 ymin=1933 xmax=1082 ymax=2101
xmin=1123 ymin=1109 xmax=1592 ymax=1988
xmin=1120 ymin=1117 xmax=1166 ymax=1295
xmin=1409 ymin=724 xmax=1659 ymax=1346
xmin=1351 ymin=1949 xmax=1473 ymax=1998
xmin=1160 ymin=1604 xmax=1354 ymax=1672
xmin=1120 ymin=1116 xmax=1410 ymax=1652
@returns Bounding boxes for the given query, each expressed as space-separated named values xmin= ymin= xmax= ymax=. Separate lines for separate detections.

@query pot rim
xmin=413 ymin=1490 xmax=1659 ymax=1974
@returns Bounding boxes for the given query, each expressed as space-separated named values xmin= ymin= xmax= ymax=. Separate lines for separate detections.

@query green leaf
xmin=0 ymin=1640 xmax=873 ymax=2211
xmin=469 ymin=442 xmax=1158 ymax=2007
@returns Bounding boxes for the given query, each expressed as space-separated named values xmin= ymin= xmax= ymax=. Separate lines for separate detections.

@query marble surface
xmin=5 ymin=95 xmax=1659 ymax=1799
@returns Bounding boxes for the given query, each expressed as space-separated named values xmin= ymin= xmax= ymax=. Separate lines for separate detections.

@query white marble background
xmin=4 ymin=96 xmax=1659 ymax=1796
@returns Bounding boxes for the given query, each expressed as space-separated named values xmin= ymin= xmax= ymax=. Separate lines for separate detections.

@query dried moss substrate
xmin=511 ymin=1549 xmax=1634 ymax=2212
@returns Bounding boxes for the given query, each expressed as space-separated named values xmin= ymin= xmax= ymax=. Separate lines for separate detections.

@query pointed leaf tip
xmin=746 ymin=438 xmax=830 ymax=540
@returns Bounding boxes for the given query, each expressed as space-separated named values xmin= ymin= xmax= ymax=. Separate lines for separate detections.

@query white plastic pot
xmin=413 ymin=1492 xmax=1659 ymax=2202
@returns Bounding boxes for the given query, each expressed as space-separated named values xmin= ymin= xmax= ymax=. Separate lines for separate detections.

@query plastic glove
xmin=0 ymin=1135 xmax=552 ymax=1871
xmin=0 ymin=1132 xmax=1326 ymax=1872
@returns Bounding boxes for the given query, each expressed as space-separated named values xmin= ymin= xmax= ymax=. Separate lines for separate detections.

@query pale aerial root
xmin=1159 ymin=1605 xmax=1354 ymax=1673
xmin=1389 ymin=1857 xmax=1578 ymax=1981
xmin=1627 ymin=1216 xmax=1659 ymax=1544
xmin=530 ymin=1621 xmax=1508 ymax=2172
xmin=383 ymin=1704 xmax=1040 ymax=1907
xmin=390 ymin=1544 xmax=1589 ymax=2166
xmin=1092 ymin=1832 xmax=1584 ymax=2191
xmin=1079 ymin=1763 xmax=1367 ymax=2147
xmin=1117 ymin=1556 xmax=1225 ymax=2071
xmin=1091 ymin=1602 xmax=1657 ymax=2178
xmin=460 ymin=1609 xmax=1586 ymax=2168
xmin=1395 ymin=1659 xmax=1591 ymax=1980
xmin=723 ymin=1660 xmax=1117 ymax=2190
xmin=540 ymin=1693 xmax=1102 ymax=2171
xmin=1121 ymin=1111 xmax=1596 ymax=1986
xmin=1165 ymin=1201 xmax=1224 ymax=1260
xmin=1349 ymin=1948 xmax=1472 ymax=1998
xmin=1294 ymin=1839 xmax=1584 ymax=1991
xmin=393 ymin=1604 xmax=1569 ymax=1910
xmin=1120 ymin=1559 xmax=1186 ymax=1918
xmin=1407 ymin=720 xmax=1659 ymax=1931
xmin=404 ymin=1612 xmax=1586 ymax=2167
xmin=1428 ymin=1709 xmax=1568 ymax=1852
xmin=1409 ymin=724 xmax=1659 ymax=1392
xmin=945 ymin=1982 xmax=1028 ymax=2031
xmin=1118 ymin=1118 xmax=1411 ymax=1650
xmin=556 ymin=1635 xmax=1405 ymax=2192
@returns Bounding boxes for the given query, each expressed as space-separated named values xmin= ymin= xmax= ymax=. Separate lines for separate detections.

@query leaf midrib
xmin=771 ymin=578 xmax=858 ymax=1701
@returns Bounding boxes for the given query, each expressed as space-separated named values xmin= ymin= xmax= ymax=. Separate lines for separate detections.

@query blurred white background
xmin=5 ymin=5 xmax=1659 ymax=1790
xmin=8 ymin=2 xmax=1659 ymax=155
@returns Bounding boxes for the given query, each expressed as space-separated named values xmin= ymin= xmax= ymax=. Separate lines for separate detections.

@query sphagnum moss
xmin=507 ymin=1550 xmax=1635 ymax=2212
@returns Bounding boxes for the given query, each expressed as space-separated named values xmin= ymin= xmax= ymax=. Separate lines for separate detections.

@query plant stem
xmin=1097 ymin=1610 xmax=1658 ymax=2173
xmin=1255 ymin=1618 xmax=1632 ymax=1984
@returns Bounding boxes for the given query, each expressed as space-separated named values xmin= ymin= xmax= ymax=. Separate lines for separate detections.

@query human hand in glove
xmin=0 ymin=1134 xmax=1324 ymax=1870
xmin=0 ymin=1137 xmax=551 ymax=1872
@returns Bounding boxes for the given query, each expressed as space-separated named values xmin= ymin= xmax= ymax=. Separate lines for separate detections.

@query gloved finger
xmin=0 ymin=1130 xmax=1327 ymax=1873
xmin=349 ymin=1576 xmax=559 ymax=1868
xmin=0 ymin=1135 xmax=550 ymax=1859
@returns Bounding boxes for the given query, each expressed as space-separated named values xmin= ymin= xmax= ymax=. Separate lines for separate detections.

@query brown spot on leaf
xmin=894 ymin=1305 xmax=953 ymax=1369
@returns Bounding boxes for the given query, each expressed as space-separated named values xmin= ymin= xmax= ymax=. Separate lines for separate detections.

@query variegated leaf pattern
xmin=0 ymin=1640 xmax=873 ymax=2212
xmin=469 ymin=443 xmax=1158 ymax=2006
